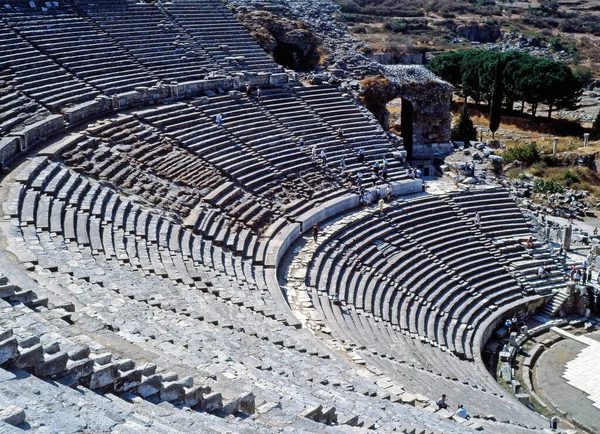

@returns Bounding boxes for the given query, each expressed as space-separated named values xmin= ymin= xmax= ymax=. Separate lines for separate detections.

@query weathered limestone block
xmin=0 ymin=284 xmax=15 ymax=299
xmin=159 ymin=380 xmax=186 ymax=402
xmin=89 ymin=363 xmax=119 ymax=390
xmin=34 ymin=351 xmax=68 ymax=377
xmin=184 ymin=384 xmax=211 ymax=408
xmin=200 ymin=392 xmax=223 ymax=412
xmin=321 ymin=406 xmax=337 ymax=424
xmin=0 ymin=337 xmax=18 ymax=365
xmin=113 ymin=368 xmax=143 ymax=393
xmin=0 ymin=406 xmax=25 ymax=426
xmin=222 ymin=392 xmax=256 ymax=415
xmin=14 ymin=344 xmax=44 ymax=368
xmin=138 ymin=374 xmax=163 ymax=398
xmin=65 ymin=358 xmax=95 ymax=380
xmin=301 ymin=405 xmax=323 ymax=421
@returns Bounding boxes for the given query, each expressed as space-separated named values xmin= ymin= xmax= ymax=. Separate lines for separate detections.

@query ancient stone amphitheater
xmin=0 ymin=0 xmax=570 ymax=432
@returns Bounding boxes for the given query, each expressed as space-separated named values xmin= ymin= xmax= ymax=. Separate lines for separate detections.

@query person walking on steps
xmin=312 ymin=223 xmax=319 ymax=242
xmin=256 ymin=87 xmax=262 ymax=102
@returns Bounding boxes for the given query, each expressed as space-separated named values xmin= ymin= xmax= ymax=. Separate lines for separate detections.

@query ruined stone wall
xmin=391 ymin=80 xmax=453 ymax=145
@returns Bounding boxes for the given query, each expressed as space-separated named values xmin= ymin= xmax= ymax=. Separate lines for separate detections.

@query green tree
xmin=591 ymin=110 xmax=600 ymax=141
xmin=427 ymin=50 xmax=466 ymax=89
xmin=489 ymin=54 xmax=504 ymax=138
xmin=451 ymin=104 xmax=478 ymax=145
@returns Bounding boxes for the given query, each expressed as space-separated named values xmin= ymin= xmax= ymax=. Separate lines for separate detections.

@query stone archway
xmin=361 ymin=66 xmax=453 ymax=163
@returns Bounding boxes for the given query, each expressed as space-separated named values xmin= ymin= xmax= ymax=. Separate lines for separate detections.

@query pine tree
xmin=451 ymin=104 xmax=478 ymax=146
xmin=489 ymin=55 xmax=504 ymax=139
xmin=591 ymin=110 xmax=600 ymax=141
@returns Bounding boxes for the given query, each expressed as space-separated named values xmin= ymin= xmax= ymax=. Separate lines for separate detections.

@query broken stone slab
xmin=0 ymin=406 xmax=25 ymax=426
xmin=89 ymin=363 xmax=119 ymax=390
xmin=0 ymin=337 xmax=18 ymax=365
xmin=138 ymin=374 xmax=163 ymax=398
xmin=159 ymin=380 xmax=186 ymax=402
xmin=200 ymin=392 xmax=223 ymax=412
xmin=113 ymin=368 xmax=143 ymax=393
xmin=14 ymin=344 xmax=44 ymax=369
xmin=34 ymin=351 xmax=68 ymax=377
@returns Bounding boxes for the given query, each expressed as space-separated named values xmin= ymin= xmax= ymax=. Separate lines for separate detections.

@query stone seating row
xmin=446 ymin=189 xmax=531 ymax=240
xmin=259 ymin=86 xmax=407 ymax=183
xmin=4 ymin=166 xmax=480 ymax=433
xmin=293 ymin=85 xmax=400 ymax=163
xmin=158 ymin=0 xmax=281 ymax=73
xmin=4 ymin=12 xmax=159 ymax=95
xmin=12 ymin=157 xmax=305 ymax=329
xmin=0 ymin=79 xmax=50 ymax=136
xmin=307 ymin=196 xmax=527 ymax=362
xmin=302 ymin=207 xmax=547 ymax=429
xmin=0 ymin=273 xmax=249 ymax=416
xmin=62 ymin=114 xmax=278 ymax=235
xmin=0 ymin=22 xmax=99 ymax=111
xmin=84 ymin=0 xmax=215 ymax=84
xmin=136 ymin=99 xmax=349 ymax=213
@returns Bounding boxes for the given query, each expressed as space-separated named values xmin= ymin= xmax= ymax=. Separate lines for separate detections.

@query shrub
xmin=561 ymin=169 xmax=579 ymax=187
xmin=534 ymin=179 xmax=563 ymax=194
xmin=503 ymin=142 xmax=540 ymax=165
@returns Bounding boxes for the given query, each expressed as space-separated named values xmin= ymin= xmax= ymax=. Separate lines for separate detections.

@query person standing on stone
xmin=550 ymin=415 xmax=558 ymax=430
xmin=385 ymin=184 xmax=392 ymax=202
xmin=246 ymin=84 xmax=252 ymax=97
xmin=299 ymin=137 xmax=305 ymax=152
xmin=378 ymin=198 xmax=384 ymax=217
xmin=311 ymin=145 xmax=317 ymax=162
xmin=382 ymin=166 xmax=388 ymax=182
xmin=358 ymin=147 xmax=365 ymax=163
xmin=256 ymin=86 xmax=262 ymax=102
xmin=216 ymin=113 xmax=223 ymax=127
xmin=340 ymin=157 xmax=346 ymax=172
xmin=337 ymin=128 xmax=344 ymax=139
xmin=312 ymin=223 xmax=319 ymax=242
xmin=320 ymin=150 xmax=327 ymax=166
xmin=474 ymin=211 xmax=481 ymax=227
xmin=373 ymin=161 xmax=380 ymax=176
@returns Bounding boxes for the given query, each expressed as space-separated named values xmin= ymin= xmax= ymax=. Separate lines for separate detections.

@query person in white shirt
xmin=455 ymin=404 xmax=468 ymax=419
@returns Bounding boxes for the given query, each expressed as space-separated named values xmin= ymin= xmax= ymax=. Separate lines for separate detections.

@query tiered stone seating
xmin=0 ymin=159 xmax=489 ymax=434
xmin=85 ymin=0 xmax=215 ymax=83
xmin=301 ymin=209 xmax=546 ymax=428
xmin=260 ymin=87 xmax=407 ymax=183
xmin=0 ymin=275 xmax=244 ymax=416
xmin=294 ymin=85 xmax=402 ymax=167
xmin=137 ymin=98 xmax=347 ymax=215
xmin=447 ymin=188 xmax=532 ymax=240
xmin=308 ymin=195 xmax=531 ymax=361
xmin=0 ymin=71 xmax=50 ymax=135
xmin=0 ymin=21 xmax=99 ymax=110
xmin=4 ymin=8 xmax=158 ymax=94
xmin=159 ymin=0 xmax=281 ymax=73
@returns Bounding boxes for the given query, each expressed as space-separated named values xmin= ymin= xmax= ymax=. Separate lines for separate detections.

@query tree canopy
xmin=428 ymin=49 xmax=582 ymax=118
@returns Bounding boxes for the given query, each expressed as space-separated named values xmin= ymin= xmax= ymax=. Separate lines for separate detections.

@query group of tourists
xmin=436 ymin=394 xmax=468 ymax=419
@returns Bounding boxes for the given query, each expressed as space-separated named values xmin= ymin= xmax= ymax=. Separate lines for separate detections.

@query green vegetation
xmin=534 ymin=179 xmax=563 ymax=194
xmin=450 ymin=104 xmax=477 ymax=145
xmin=428 ymin=50 xmax=583 ymax=118
xmin=502 ymin=142 xmax=540 ymax=164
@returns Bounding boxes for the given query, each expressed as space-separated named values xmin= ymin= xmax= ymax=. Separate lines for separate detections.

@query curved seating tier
xmin=0 ymin=21 xmax=99 ymax=111
xmin=307 ymin=194 xmax=529 ymax=360
xmin=0 ymin=157 xmax=491 ymax=434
